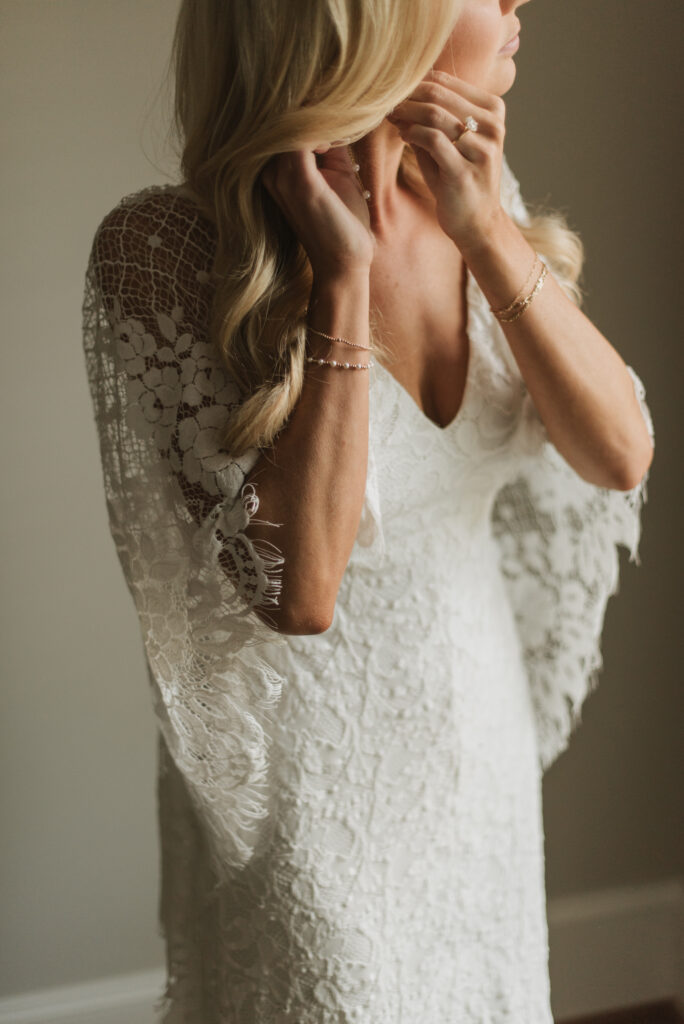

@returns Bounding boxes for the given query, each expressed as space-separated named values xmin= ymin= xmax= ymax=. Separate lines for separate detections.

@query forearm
xmin=243 ymin=271 xmax=371 ymax=634
xmin=461 ymin=210 xmax=653 ymax=490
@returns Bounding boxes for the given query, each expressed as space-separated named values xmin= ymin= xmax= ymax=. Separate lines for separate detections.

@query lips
xmin=500 ymin=22 xmax=521 ymax=51
xmin=498 ymin=34 xmax=519 ymax=55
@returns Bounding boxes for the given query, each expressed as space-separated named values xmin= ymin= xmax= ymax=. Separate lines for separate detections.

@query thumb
xmin=315 ymin=143 xmax=359 ymax=178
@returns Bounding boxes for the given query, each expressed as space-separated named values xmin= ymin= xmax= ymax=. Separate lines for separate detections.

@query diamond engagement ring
xmin=454 ymin=115 xmax=479 ymax=143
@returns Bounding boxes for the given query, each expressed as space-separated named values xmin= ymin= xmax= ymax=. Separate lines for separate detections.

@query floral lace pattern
xmin=82 ymin=190 xmax=291 ymax=883
xmin=82 ymin=157 xmax=653 ymax=1022
xmin=489 ymin=163 xmax=655 ymax=771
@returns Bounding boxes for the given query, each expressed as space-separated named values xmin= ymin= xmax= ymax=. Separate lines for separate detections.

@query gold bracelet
xmin=305 ymin=355 xmax=374 ymax=370
xmin=490 ymin=252 xmax=541 ymax=318
xmin=493 ymin=262 xmax=548 ymax=323
xmin=307 ymin=324 xmax=371 ymax=351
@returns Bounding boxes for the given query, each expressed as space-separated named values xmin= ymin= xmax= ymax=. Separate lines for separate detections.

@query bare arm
xmin=243 ymin=271 xmax=372 ymax=636
xmin=228 ymin=137 xmax=378 ymax=636
xmin=461 ymin=212 xmax=654 ymax=492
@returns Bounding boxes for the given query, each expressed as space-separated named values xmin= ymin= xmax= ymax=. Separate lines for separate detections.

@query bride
xmin=82 ymin=0 xmax=654 ymax=1019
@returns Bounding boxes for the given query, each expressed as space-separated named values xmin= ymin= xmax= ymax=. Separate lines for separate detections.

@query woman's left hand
xmin=388 ymin=69 xmax=506 ymax=254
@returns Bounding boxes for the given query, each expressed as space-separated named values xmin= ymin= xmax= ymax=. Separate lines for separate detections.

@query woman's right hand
xmin=260 ymin=145 xmax=376 ymax=280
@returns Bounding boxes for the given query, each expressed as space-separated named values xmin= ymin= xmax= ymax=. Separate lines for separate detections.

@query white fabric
xmin=82 ymin=157 xmax=654 ymax=1023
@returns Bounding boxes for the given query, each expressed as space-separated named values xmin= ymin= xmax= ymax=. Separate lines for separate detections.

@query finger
xmin=392 ymin=104 xmax=493 ymax=166
xmin=395 ymin=75 xmax=503 ymax=127
xmin=260 ymin=157 xmax=278 ymax=194
xmin=398 ymin=122 xmax=472 ymax=171
xmin=425 ymin=68 xmax=506 ymax=116
xmin=397 ymin=81 xmax=489 ymax=123
xmin=389 ymin=95 xmax=498 ymax=142
xmin=449 ymin=124 xmax=488 ymax=164
xmin=262 ymin=149 xmax=322 ymax=201
xmin=291 ymin=148 xmax=338 ymax=189
xmin=315 ymin=144 xmax=359 ymax=175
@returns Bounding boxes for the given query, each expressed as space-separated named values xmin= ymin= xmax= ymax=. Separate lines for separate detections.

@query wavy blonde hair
xmin=171 ymin=0 xmax=583 ymax=456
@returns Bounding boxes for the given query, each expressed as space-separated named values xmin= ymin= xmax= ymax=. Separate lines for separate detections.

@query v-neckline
xmin=373 ymin=267 xmax=475 ymax=433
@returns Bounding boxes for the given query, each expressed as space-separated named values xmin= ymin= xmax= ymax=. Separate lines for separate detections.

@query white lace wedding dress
xmin=82 ymin=157 xmax=654 ymax=1023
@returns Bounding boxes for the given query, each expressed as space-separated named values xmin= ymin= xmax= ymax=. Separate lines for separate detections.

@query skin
xmin=253 ymin=0 xmax=654 ymax=633
xmin=350 ymin=0 xmax=654 ymax=481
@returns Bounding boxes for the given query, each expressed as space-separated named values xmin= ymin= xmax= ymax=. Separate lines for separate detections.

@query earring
xmin=347 ymin=144 xmax=371 ymax=202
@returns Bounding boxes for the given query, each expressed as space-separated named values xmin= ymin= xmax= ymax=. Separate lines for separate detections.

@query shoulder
xmin=90 ymin=183 xmax=217 ymax=271
xmin=88 ymin=183 xmax=219 ymax=318
xmin=93 ymin=182 xmax=206 ymax=231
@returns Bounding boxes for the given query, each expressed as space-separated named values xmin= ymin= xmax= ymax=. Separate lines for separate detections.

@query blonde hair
xmin=171 ymin=0 xmax=583 ymax=456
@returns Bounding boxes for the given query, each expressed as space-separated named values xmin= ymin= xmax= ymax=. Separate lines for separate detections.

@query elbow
xmin=610 ymin=385 xmax=655 ymax=491
xmin=254 ymin=601 xmax=334 ymax=636
xmin=610 ymin=437 xmax=654 ymax=492
xmin=282 ymin=607 xmax=335 ymax=635
xmin=269 ymin=573 xmax=338 ymax=635
xmin=249 ymin=565 xmax=340 ymax=636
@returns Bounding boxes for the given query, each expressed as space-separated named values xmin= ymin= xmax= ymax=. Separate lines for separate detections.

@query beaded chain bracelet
xmin=305 ymin=323 xmax=374 ymax=370
xmin=305 ymin=355 xmax=374 ymax=370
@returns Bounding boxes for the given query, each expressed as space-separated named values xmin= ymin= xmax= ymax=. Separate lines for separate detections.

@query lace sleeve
xmin=81 ymin=186 xmax=289 ymax=884
xmin=492 ymin=159 xmax=656 ymax=772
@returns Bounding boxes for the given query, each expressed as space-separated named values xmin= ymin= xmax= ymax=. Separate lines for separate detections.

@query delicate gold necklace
xmin=347 ymin=143 xmax=371 ymax=202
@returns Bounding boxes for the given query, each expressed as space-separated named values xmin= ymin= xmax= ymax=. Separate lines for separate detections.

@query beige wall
xmin=1 ymin=0 xmax=681 ymax=1001
xmin=0 ymin=0 xmax=177 ymax=996
xmin=504 ymin=0 xmax=684 ymax=898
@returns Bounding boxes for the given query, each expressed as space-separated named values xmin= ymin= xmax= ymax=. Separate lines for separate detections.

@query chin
xmin=497 ymin=60 xmax=518 ymax=95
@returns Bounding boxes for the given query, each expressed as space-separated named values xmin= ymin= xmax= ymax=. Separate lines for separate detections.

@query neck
xmin=350 ymin=121 xmax=419 ymax=240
